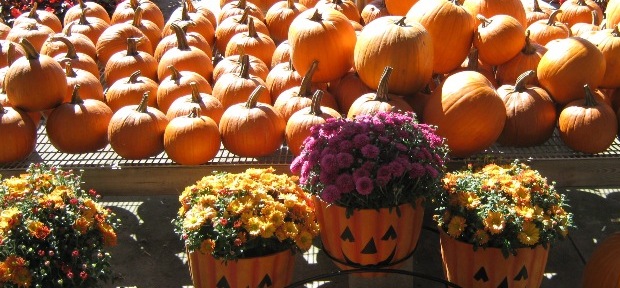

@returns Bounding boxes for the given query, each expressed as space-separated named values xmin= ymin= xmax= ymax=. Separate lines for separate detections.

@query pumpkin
xmin=164 ymin=107 xmax=221 ymax=165
xmin=557 ymin=0 xmax=603 ymax=27
xmin=0 ymin=19 xmax=9 ymax=40
xmin=219 ymin=85 xmax=286 ymax=157
xmin=6 ymin=22 xmax=55 ymax=52
xmin=581 ymin=232 xmax=620 ymax=288
xmin=95 ymin=22 xmax=152 ymax=66
xmin=108 ymin=92 xmax=169 ymax=159
xmin=46 ymin=84 xmax=113 ymax=154
xmin=473 ymin=14 xmax=526 ymax=66
xmin=524 ymin=0 xmax=551 ymax=26
xmin=63 ymin=62 xmax=105 ymax=103
xmin=315 ymin=0 xmax=361 ymax=22
xmin=0 ymin=41 xmax=25 ymax=69
xmin=347 ymin=66 xmax=413 ymax=119
xmin=527 ymin=10 xmax=571 ymax=46
xmin=354 ymin=16 xmax=434 ymax=95
xmin=266 ymin=60 xmax=303 ymax=104
xmin=570 ymin=10 xmax=601 ymax=37
xmin=162 ymin=0 xmax=216 ymax=46
xmin=285 ymin=90 xmax=341 ymax=156
xmin=584 ymin=25 xmax=620 ymax=88
xmin=496 ymin=30 xmax=548 ymax=86
xmin=450 ymin=47 xmax=498 ymax=87
xmin=212 ymin=54 xmax=271 ymax=109
xmin=404 ymin=84 xmax=434 ymax=122
xmin=111 ymin=0 xmax=166 ymax=29
xmin=558 ymin=84 xmax=617 ymax=154
xmin=0 ymin=102 xmax=37 ymax=163
xmin=154 ymin=21 xmax=212 ymax=62
xmin=384 ymin=0 xmax=417 ymax=16
xmin=214 ymin=10 xmax=270 ymax=55
xmin=608 ymin=0 xmax=620 ymax=31
xmin=271 ymin=40 xmax=291 ymax=68
xmin=158 ymin=23 xmax=213 ymax=83
xmin=157 ymin=66 xmax=213 ymax=113
xmin=213 ymin=53 xmax=269 ymax=83
xmin=265 ymin=0 xmax=309 ymax=44
xmin=288 ymin=7 xmax=357 ymax=83
xmin=218 ymin=0 xmax=266 ymax=24
xmin=407 ymin=0 xmax=475 ymax=74
xmin=104 ymin=70 xmax=159 ymax=112
xmin=5 ymin=39 xmax=66 ymax=112
xmin=300 ymin=0 xmax=320 ymax=8
xmin=12 ymin=3 xmax=62 ymax=33
xmin=496 ymin=70 xmax=557 ymax=146
xmin=63 ymin=9 xmax=111 ymax=46
xmin=537 ymin=37 xmax=605 ymax=105
xmin=126 ymin=6 xmax=162 ymax=52
xmin=225 ymin=18 xmax=277 ymax=67
xmin=273 ymin=60 xmax=339 ymax=122
xmin=49 ymin=36 xmax=100 ymax=78
xmin=63 ymin=0 xmax=112 ymax=26
xmin=423 ymin=70 xmax=506 ymax=158
xmin=361 ymin=0 xmax=390 ymax=25
xmin=40 ymin=24 xmax=97 ymax=61
xmin=0 ymin=88 xmax=41 ymax=128
xmin=174 ymin=0 xmax=218 ymax=29
xmin=104 ymin=37 xmax=158 ymax=85
xmin=463 ymin=0 xmax=527 ymax=28
xmin=328 ymin=69 xmax=374 ymax=114
xmin=166 ymin=82 xmax=224 ymax=123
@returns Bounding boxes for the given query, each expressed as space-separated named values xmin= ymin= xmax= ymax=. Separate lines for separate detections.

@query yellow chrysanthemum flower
xmin=295 ymin=230 xmax=315 ymax=251
xmin=518 ymin=221 xmax=540 ymax=245
xmin=199 ymin=239 xmax=216 ymax=254
xmin=516 ymin=205 xmax=535 ymax=220
xmin=447 ymin=216 xmax=467 ymax=237
xmin=483 ymin=211 xmax=505 ymax=235
xmin=474 ymin=229 xmax=490 ymax=245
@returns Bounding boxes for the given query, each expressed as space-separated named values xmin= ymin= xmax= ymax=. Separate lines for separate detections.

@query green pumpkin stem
xmin=127 ymin=70 xmax=142 ymax=83
xmin=239 ymin=54 xmax=251 ymax=79
xmin=79 ymin=7 xmax=91 ymax=25
xmin=476 ymin=14 xmax=491 ymax=28
xmin=64 ymin=61 xmax=77 ymax=77
xmin=299 ymin=60 xmax=318 ymax=98
xmin=126 ymin=37 xmax=141 ymax=56
xmin=51 ymin=36 xmax=78 ymax=59
xmin=395 ymin=16 xmax=407 ymax=26
xmin=136 ymin=92 xmax=150 ymax=113
xmin=19 ymin=38 xmax=40 ymax=60
xmin=70 ymin=84 xmax=84 ymax=104
xmin=522 ymin=30 xmax=537 ymax=54
xmin=514 ymin=70 xmax=535 ymax=92
xmin=244 ymin=85 xmax=266 ymax=108
xmin=190 ymin=82 xmax=202 ymax=103
xmin=583 ymin=84 xmax=598 ymax=107
xmin=132 ymin=6 xmax=144 ymax=27
xmin=170 ymin=22 xmax=191 ymax=51
xmin=309 ymin=90 xmax=325 ymax=116
xmin=547 ymin=10 xmax=561 ymax=26
xmin=167 ymin=65 xmax=182 ymax=83
xmin=309 ymin=9 xmax=322 ymax=22
xmin=374 ymin=66 xmax=393 ymax=101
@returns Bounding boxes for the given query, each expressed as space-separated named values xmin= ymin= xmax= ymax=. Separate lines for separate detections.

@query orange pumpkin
xmin=496 ymin=30 xmax=547 ymax=86
xmin=557 ymin=0 xmax=603 ymax=27
xmin=265 ymin=0 xmax=309 ymax=44
xmin=214 ymin=10 xmax=270 ymax=55
xmin=423 ymin=71 xmax=506 ymax=158
xmin=40 ymin=24 xmax=97 ymax=61
xmin=104 ymin=37 xmax=158 ymax=85
xmin=0 ymin=103 xmax=37 ymax=163
xmin=95 ymin=22 xmax=152 ymax=66
xmin=407 ymin=0 xmax=475 ymax=74
xmin=354 ymin=16 xmax=434 ymax=95
xmin=12 ymin=3 xmax=62 ymax=33
xmin=570 ymin=10 xmax=601 ymax=37
xmin=46 ymin=84 xmax=113 ymax=154
xmin=524 ymin=0 xmax=551 ymax=26
xmin=584 ymin=25 xmax=620 ymax=89
xmin=271 ymin=40 xmax=291 ymax=68
xmin=162 ymin=0 xmax=216 ymax=46
xmin=6 ymin=22 xmax=55 ymax=53
xmin=224 ymin=18 xmax=277 ymax=67
xmin=105 ymin=70 xmax=159 ymax=112
xmin=527 ymin=10 xmax=571 ymax=46
xmin=360 ymin=0 xmax=390 ymax=25
xmin=558 ymin=84 xmax=617 ymax=154
xmin=450 ymin=47 xmax=498 ymax=88
xmin=154 ymin=21 xmax=212 ymax=62
xmin=219 ymin=86 xmax=286 ymax=157
xmin=108 ymin=92 xmax=169 ymax=159
xmin=157 ymin=66 xmax=213 ymax=114
xmin=50 ymin=36 xmax=100 ymax=78
xmin=63 ymin=62 xmax=105 ymax=103
xmin=537 ymin=37 xmax=605 ymax=105
xmin=157 ymin=23 xmax=213 ymax=83
xmin=164 ymin=107 xmax=221 ymax=165
xmin=63 ymin=0 xmax=111 ymax=26
xmin=213 ymin=53 xmax=269 ymax=83
xmin=0 ymin=41 xmax=25 ymax=69
xmin=125 ymin=6 xmax=162 ymax=52
xmin=265 ymin=60 xmax=303 ymax=104
xmin=315 ymin=0 xmax=361 ymax=22
xmin=111 ymin=0 xmax=166 ymax=29
xmin=384 ymin=0 xmax=417 ymax=16
xmin=347 ymin=66 xmax=413 ymax=119
xmin=166 ymin=82 xmax=224 ymax=123
xmin=581 ymin=232 xmax=620 ymax=288
xmin=218 ymin=0 xmax=265 ymax=24
xmin=473 ymin=14 xmax=526 ymax=66
xmin=288 ymin=7 xmax=357 ymax=83
xmin=328 ymin=69 xmax=374 ymax=114
xmin=496 ymin=70 xmax=557 ymax=147
xmin=64 ymin=10 xmax=111 ymax=46
xmin=463 ymin=0 xmax=527 ymax=28
xmin=212 ymin=54 xmax=271 ymax=109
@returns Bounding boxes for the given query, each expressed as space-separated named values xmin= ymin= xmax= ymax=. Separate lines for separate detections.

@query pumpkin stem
xmin=591 ymin=10 xmax=599 ymax=25
xmin=65 ymin=22 xmax=75 ymax=37
xmin=6 ymin=41 xmax=15 ymax=67
xmin=27 ymin=2 xmax=39 ymax=19
xmin=133 ymin=6 xmax=144 ymax=27
xmin=522 ymin=30 xmax=537 ymax=54
xmin=514 ymin=70 xmax=535 ymax=92
xmin=78 ymin=0 xmax=86 ymax=9
xmin=247 ymin=17 xmax=258 ymax=38
xmin=244 ymin=85 xmax=266 ymax=108
xmin=287 ymin=0 xmax=295 ymax=8
xmin=0 ymin=102 xmax=5 ymax=114
xmin=287 ymin=58 xmax=295 ymax=71
xmin=309 ymin=9 xmax=322 ymax=22
xmin=466 ymin=47 xmax=480 ymax=71
xmin=181 ymin=0 xmax=191 ymax=21
xmin=449 ymin=0 xmax=462 ymax=6
xmin=188 ymin=106 xmax=200 ymax=118
xmin=299 ymin=60 xmax=319 ymax=98
xmin=547 ymin=10 xmax=561 ymax=26
xmin=170 ymin=22 xmax=191 ymax=51
xmin=212 ymin=44 xmax=223 ymax=66
xmin=185 ymin=0 xmax=197 ymax=13
xmin=238 ymin=54 xmax=251 ymax=79
xmin=135 ymin=91 xmax=150 ymax=113
xmin=167 ymin=65 xmax=182 ymax=83
xmin=395 ymin=16 xmax=408 ymax=26
xmin=127 ymin=70 xmax=142 ymax=83
xmin=70 ymin=84 xmax=84 ymax=104
xmin=190 ymin=82 xmax=202 ymax=103
xmin=19 ymin=38 xmax=40 ymax=60
xmin=126 ymin=37 xmax=142 ymax=56
xmin=236 ymin=0 xmax=248 ymax=9
xmin=476 ymin=14 xmax=491 ymax=27
xmin=583 ymin=84 xmax=598 ymax=107
xmin=51 ymin=36 xmax=78 ymax=59
xmin=374 ymin=66 xmax=393 ymax=101
xmin=238 ymin=7 xmax=250 ymax=24
xmin=79 ymin=7 xmax=91 ymax=25
xmin=64 ymin=61 xmax=77 ymax=77
xmin=309 ymin=90 xmax=325 ymax=116
xmin=612 ymin=24 xmax=620 ymax=37
xmin=532 ymin=0 xmax=543 ymax=12
xmin=130 ymin=0 xmax=139 ymax=9
xmin=576 ymin=0 xmax=586 ymax=5
xmin=178 ymin=20 xmax=196 ymax=33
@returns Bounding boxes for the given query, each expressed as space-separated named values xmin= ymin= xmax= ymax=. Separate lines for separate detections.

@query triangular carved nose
xmin=361 ymin=237 xmax=377 ymax=254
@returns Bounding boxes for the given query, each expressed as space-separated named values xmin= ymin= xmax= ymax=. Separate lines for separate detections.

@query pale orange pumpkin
xmin=157 ymin=66 xmax=213 ymax=114
xmin=163 ymin=0 xmax=216 ymax=46
xmin=524 ymin=0 xmax=551 ymax=26
xmin=105 ymin=70 xmax=159 ymax=112
xmin=12 ymin=2 xmax=62 ymax=33
xmin=271 ymin=40 xmax=291 ymax=68
xmin=0 ymin=102 xmax=37 ymax=163
xmin=224 ymin=18 xmax=277 ymax=67
xmin=607 ymin=0 xmax=620 ymax=31
xmin=219 ymin=85 xmax=286 ymax=157
xmin=63 ymin=0 xmax=112 ymax=26
xmin=166 ymin=82 xmax=224 ymax=123
xmin=104 ymin=37 xmax=158 ymax=85
xmin=527 ymin=10 xmax=571 ymax=46
xmin=213 ymin=53 xmax=269 ymax=83
xmin=265 ymin=0 xmax=309 ymax=44
xmin=361 ymin=0 xmax=390 ymax=25
xmin=111 ymin=0 xmax=166 ymax=29
xmin=473 ymin=14 xmax=526 ymax=66
xmin=157 ymin=23 xmax=213 ymax=82
xmin=347 ymin=66 xmax=413 ymax=119
xmin=164 ymin=107 xmax=221 ymax=165
xmin=212 ymin=54 xmax=271 ymax=109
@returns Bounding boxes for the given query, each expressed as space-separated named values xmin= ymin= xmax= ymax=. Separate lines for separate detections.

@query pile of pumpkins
xmin=1 ymin=0 xmax=620 ymax=165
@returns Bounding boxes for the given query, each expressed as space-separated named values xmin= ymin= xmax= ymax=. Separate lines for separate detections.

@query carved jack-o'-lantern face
xmin=473 ymin=266 xmax=529 ymax=288
xmin=340 ymin=225 xmax=399 ymax=267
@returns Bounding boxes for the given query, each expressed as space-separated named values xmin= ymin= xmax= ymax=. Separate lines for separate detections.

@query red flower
xmin=80 ymin=271 xmax=88 ymax=280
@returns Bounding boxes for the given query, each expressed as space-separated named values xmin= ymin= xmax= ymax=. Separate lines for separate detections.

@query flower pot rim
xmin=314 ymin=195 xmax=425 ymax=210
xmin=438 ymin=227 xmax=550 ymax=252
xmin=188 ymin=246 xmax=294 ymax=262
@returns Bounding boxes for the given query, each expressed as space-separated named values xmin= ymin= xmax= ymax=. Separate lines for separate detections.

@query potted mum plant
xmin=174 ymin=167 xmax=320 ymax=288
xmin=0 ymin=163 xmax=118 ymax=287
xmin=435 ymin=161 xmax=575 ymax=288
xmin=291 ymin=111 xmax=449 ymax=274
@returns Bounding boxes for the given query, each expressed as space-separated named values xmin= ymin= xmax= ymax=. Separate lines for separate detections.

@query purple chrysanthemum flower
xmin=425 ymin=164 xmax=439 ymax=179
xmin=320 ymin=154 xmax=338 ymax=173
xmin=409 ymin=163 xmax=426 ymax=178
xmin=376 ymin=176 xmax=390 ymax=186
xmin=319 ymin=170 xmax=336 ymax=185
xmin=353 ymin=134 xmax=370 ymax=148
xmin=355 ymin=177 xmax=373 ymax=195
xmin=377 ymin=165 xmax=392 ymax=179
xmin=338 ymin=140 xmax=353 ymax=152
xmin=390 ymin=161 xmax=405 ymax=177
xmin=336 ymin=152 xmax=354 ymax=168
xmin=353 ymin=168 xmax=370 ymax=180
xmin=300 ymin=162 xmax=312 ymax=184
xmin=321 ymin=185 xmax=341 ymax=203
xmin=361 ymin=144 xmax=380 ymax=159
xmin=336 ymin=173 xmax=355 ymax=193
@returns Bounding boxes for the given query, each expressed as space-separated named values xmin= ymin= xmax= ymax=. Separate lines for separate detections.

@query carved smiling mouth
xmin=341 ymin=245 xmax=397 ymax=268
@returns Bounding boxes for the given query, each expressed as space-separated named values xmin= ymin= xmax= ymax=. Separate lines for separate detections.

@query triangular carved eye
xmin=474 ymin=267 xmax=489 ymax=282
xmin=381 ymin=225 xmax=397 ymax=240
xmin=341 ymin=227 xmax=355 ymax=242
xmin=217 ymin=276 xmax=231 ymax=288
xmin=514 ymin=266 xmax=528 ymax=281
xmin=258 ymin=274 xmax=272 ymax=288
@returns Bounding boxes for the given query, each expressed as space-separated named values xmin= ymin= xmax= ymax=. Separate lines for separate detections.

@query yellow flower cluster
xmin=437 ymin=161 xmax=574 ymax=250
xmin=177 ymin=167 xmax=320 ymax=259
xmin=0 ymin=256 xmax=31 ymax=288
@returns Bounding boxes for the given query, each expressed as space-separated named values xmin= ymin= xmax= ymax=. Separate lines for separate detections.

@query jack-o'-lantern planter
xmin=291 ymin=111 xmax=449 ymax=276
xmin=174 ymin=168 xmax=319 ymax=288
xmin=436 ymin=161 xmax=575 ymax=287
